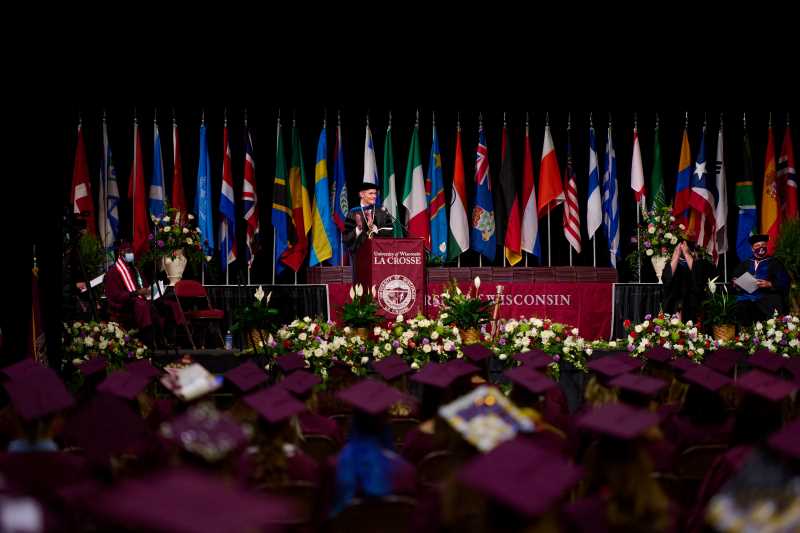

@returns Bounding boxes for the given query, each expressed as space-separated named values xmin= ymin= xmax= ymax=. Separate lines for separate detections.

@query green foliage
xmin=231 ymin=287 xmax=280 ymax=334
xmin=78 ymin=233 xmax=107 ymax=278
xmin=341 ymin=284 xmax=383 ymax=328
xmin=701 ymin=277 xmax=738 ymax=327
xmin=139 ymin=205 xmax=205 ymax=268
xmin=439 ymin=278 xmax=492 ymax=330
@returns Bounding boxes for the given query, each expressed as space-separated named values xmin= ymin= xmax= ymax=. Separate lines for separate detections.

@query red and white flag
xmin=71 ymin=121 xmax=96 ymax=235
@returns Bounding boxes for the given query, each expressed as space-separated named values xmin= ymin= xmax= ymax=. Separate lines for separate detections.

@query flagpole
xmin=102 ymin=109 xmax=110 ymax=273
xmin=244 ymin=108 xmax=251 ymax=286
xmin=131 ymin=109 xmax=137 ymax=263
xmin=479 ymin=111 xmax=483 ymax=269
xmin=635 ymin=112 xmax=641 ymax=282
xmin=224 ymin=108 xmax=230 ymax=287
xmin=503 ymin=111 xmax=507 ymax=268
xmin=568 ymin=112 xmax=573 ymax=268
xmin=272 ymin=110 xmax=279 ymax=285
xmin=201 ymin=108 xmax=206 ymax=287
xmin=546 ymin=112 xmax=552 ymax=267
xmin=292 ymin=110 xmax=298 ymax=286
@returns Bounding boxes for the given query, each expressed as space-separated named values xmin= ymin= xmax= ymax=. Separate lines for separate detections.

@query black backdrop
xmin=4 ymin=107 xmax=794 ymax=366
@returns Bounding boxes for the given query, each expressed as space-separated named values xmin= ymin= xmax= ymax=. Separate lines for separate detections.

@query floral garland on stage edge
xmin=63 ymin=320 xmax=150 ymax=370
xmin=745 ymin=313 xmax=800 ymax=357
xmin=372 ymin=314 xmax=463 ymax=370
xmin=621 ymin=313 xmax=718 ymax=361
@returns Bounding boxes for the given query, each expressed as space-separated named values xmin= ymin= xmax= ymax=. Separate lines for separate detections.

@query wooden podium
xmin=354 ymin=237 xmax=425 ymax=319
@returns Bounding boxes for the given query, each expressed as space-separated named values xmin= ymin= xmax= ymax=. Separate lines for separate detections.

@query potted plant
xmin=701 ymin=277 xmax=738 ymax=341
xmin=231 ymin=286 xmax=280 ymax=353
xmin=140 ymin=205 xmax=205 ymax=285
xmin=439 ymin=277 xmax=492 ymax=344
xmin=636 ymin=206 xmax=690 ymax=283
xmin=775 ymin=219 xmax=800 ymax=314
xmin=341 ymin=284 xmax=382 ymax=339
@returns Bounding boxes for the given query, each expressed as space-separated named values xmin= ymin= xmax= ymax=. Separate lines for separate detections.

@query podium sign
xmin=355 ymin=238 xmax=425 ymax=318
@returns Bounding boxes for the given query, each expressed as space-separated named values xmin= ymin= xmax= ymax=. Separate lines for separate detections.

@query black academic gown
xmin=731 ymin=257 xmax=790 ymax=322
xmin=342 ymin=204 xmax=394 ymax=253
xmin=661 ymin=258 xmax=716 ymax=323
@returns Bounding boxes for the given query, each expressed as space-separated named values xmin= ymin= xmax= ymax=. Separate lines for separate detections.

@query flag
xmin=778 ymin=124 xmax=798 ymax=220
xmin=71 ymin=122 xmax=96 ymax=236
xmin=383 ymin=122 xmax=402 ymax=237
xmin=714 ymin=125 xmax=728 ymax=258
xmin=470 ymin=124 xmax=496 ymax=261
xmin=218 ymin=123 xmax=237 ymax=271
xmin=687 ymin=128 xmax=717 ymax=256
xmin=563 ymin=130 xmax=581 ymax=254
xmin=98 ymin=117 xmax=120 ymax=250
xmin=272 ymin=120 xmax=291 ymax=274
xmin=521 ymin=122 xmax=540 ymax=258
xmin=428 ymin=123 xmax=447 ymax=260
xmin=364 ymin=124 xmax=380 ymax=199
xmin=242 ymin=127 xmax=259 ymax=267
xmin=172 ymin=118 xmax=188 ymax=219
xmin=129 ymin=120 xmax=149 ymax=257
xmin=498 ymin=125 xmax=521 ymax=265
xmin=195 ymin=122 xmax=214 ymax=259
xmin=331 ymin=123 xmax=348 ymax=266
xmin=448 ymin=125 xmax=469 ymax=260
xmin=402 ymin=124 xmax=430 ymax=247
xmin=28 ymin=255 xmax=46 ymax=365
xmin=630 ymin=126 xmax=646 ymax=212
xmin=602 ymin=125 xmax=620 ymax=266
xmin=586 ymin=125 xmax=602 ymax=240
xmin=736 ymin=126 xmax=757 ymax=261
xmin=281 ymin=124 xmax=312 ymax=272
xmin=761 ymin=126 xmax=781 ymax=255
xmin=650 ymin=123 xmax=666 ymax=210
xmin=310 ymin=127 xmax=335 ymax=267
xmin=149 ymin=120 xmax=166 ymax=221
xmin=537 ymin=124 xmax=564 ymax=218
xmin=672 ymin=128 xmax=692 ymax=228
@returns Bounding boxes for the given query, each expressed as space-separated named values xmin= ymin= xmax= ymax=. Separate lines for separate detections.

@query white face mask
xmin=124 ymin=253 xmax=135 ymax=263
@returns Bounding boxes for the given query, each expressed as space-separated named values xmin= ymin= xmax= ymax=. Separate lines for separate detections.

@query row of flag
xmin=71 ymin=112 xmax=799 ymax=279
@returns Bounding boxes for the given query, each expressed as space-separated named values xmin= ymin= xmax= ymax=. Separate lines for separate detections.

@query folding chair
xmin=174 ymin=280 xmax=225 ymax=349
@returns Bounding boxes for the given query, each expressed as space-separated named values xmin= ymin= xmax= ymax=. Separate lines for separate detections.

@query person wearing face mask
xmin=731 ymin=234 xmax=790 ymax=326
xmin=661 ymin=240 xmax=716 ymax=323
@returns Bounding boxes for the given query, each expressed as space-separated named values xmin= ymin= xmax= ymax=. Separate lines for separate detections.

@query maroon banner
xmin=328 ymin=280 xmax=612 ymax=340
xmin=354 ymin=238 xmax=425 ymax=319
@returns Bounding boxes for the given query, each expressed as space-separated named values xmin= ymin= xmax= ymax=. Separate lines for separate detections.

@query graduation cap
xmin=336 ymin=379 xmax=406 ymax=416
xmin=767 ymin=418 xmax=800 ymax=460
xmin=244 ymin=386 xmax=307 ymax=424
xmin=411 ymin=360 xmax=480 ymax=389
xmin=703 ymin=348 xmax=743 ymax=376
xmin=586 ymin=357 xmax=636 ymax=380
xmin=278 ymin=370 xmax=322 ymax=397
xmin=3 ymin=367 xmax=74 ymax=421
xmin=1 ymin=358 xmax=48 ymax=382
xmin=644 ymin=346 xmax=673 ymax=364
xmin=160 ymin=403 xmax=250 ymax=462
xmin=608 ymin=373 xmax=668 ymax=398
xmin=513 ymin=350 xmax=554 ymax=370
xmin=736 ymin=370 xmax=797 ymax=402
xmin=77 ymin=357 xmax=108 ymax=378
xmin=125 ymin=359 xmax=161 ymax=380
xmin=438 ymin=385 xmax=534 ymax=452
xmin=575 ymin=403 xmax=660 ymax=440
xmin=504 ymin=366 xmax=557 ymax=395
xmin=159 ymin=363 xmax=223 ymax=402
xmin=224 ymin=360 xmax=268 ymax=393
xmin=462 ymin=344 xmax=493 ymax=363
xmin=275 ymin=352 xmax=306 ymax=374
xmin=85 ymin=468 xmax=302 ymax=533
xmin=681 ymin=366 xmax=732 ymax=392
xmin=746 ymin=349 xmax=786 ymax=374
xmin=670 ymin=357 xmax=699 ymax=373
xmin=97 ymin=371 xmax=153 ymax=401
xmin=458 ymin=437 xmax=583 ymax=517
xmin=371 ymin=355 xmax=413 ymax=381
xmin=748 ymin=234 xmax=769 ymax=245
xmin=357 ymin=181 xmax=379 ymax=192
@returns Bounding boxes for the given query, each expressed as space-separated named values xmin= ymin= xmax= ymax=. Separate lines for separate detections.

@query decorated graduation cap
xmin=224 ymin=360 xmax=268 ymax=393
xmin=160 ymin=402 xmax=250 ymax=462
xmin=438 ymin=385 xmax=534 ymax=452
xmin=159 ymin=363 xmax=223 ymax=402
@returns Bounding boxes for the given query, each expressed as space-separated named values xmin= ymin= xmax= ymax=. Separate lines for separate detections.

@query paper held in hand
xmin=733 ymin=272 xmax=759 ymax=294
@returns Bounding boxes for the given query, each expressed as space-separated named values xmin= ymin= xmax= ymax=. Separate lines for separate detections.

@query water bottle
xmin=224 ymin=330 xmax=233 ymax=351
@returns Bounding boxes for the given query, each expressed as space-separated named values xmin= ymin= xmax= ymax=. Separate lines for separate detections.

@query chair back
xmin=325 ymin=495 xmax=417 ymax=533
xmin=300 ymin=434 xmax=340 ymax=462
xmin=417 ymin=450 xmax=455 ymax=488
xmin=174 ymin=279 xmax=207 ymax=299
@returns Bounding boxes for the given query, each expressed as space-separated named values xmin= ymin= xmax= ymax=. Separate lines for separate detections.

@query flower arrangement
xmin=637 ymin=206 xmax=689 ymax=259
xmin=373 ymin=314 xmax=462 ymax=369
xmin=341 ymin=284 xmax=383 ymax=330
xmin=622 ymin=313 xmax=718 ymax=360
xmin=231 ymin=286 xmax=281 ymax=354
xmin=748 ymin=313 xmax=800 ymax=357
xmin=141 ymin=206 xmax=205 ymax=267
xmin=438 ymin=277 xmax=493 ymax=334
xmin=63 ymin=320 xmax=150 ymax=369
xmin=491 ymin=317 xmax=589 ymax=377
xmin=701 ymin=277 xmax=738 ymax=328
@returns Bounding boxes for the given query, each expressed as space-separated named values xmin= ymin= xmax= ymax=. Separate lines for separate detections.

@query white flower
xmin=396 ymin=314 xmax=404 ymax=323
xmin=756 ymin=322 xmax=764 ymax=331
xmin=431 ymin=331 xmax=440 ymax=340
xmin=254 ymin=286 xmax=265 ymax=302
xmin=532 ymin=318 xmax=544 ymax=328
xmin=571 ymin=327 xmax=580 ymax=337
xmin=439 ymin=313 xmax=449 ymax=320
xmin=84 ymin=337 xmax=94 ymax=347
xmin=384 ymin=343 xmax=392 ymax=351
xmin=664 ymin=233 xmax=673 ymax=240
xmin=443 ymin=341 xmax=455 ymax=351
xmin=697 ymin=348 xmax=705 ymax=355
xmin=72 ymin=358 xmax=83 ymax=366
xmin=187 ymin=213 xmax=194 ymax=220
xmin=314 ymin=348 xmax=324 ymax=357
xmin=422 ymin=344 xmax=432 ymax=353
xmin=136 ymin=347 xmax=144 ymax=356
xmin=343 ymin=327 xmax=351 ymax=334
xmin=670 ymin=216 xmax=676 ymax=222
xmin=474 ymin=276 xmax=481 ymax=290
xmin=298 ymin=333 xmax=307 ymax=341
xmin=455 ymin=286 xmax=462 ymax=295
xmin=183 ymin=227 xmax=189 ymax=234
xmin=498 ymin=353 xmax=508 ymax=361
xmin=99 ymin=340 xmax=108 ymax=350
xmin=679 ymin=223 xmax=686 ymax=230
xmin=304 ymin=317 xmax=311 ymax=323
xmin=674 ymin=344 xmax=684 ymax=352
xmin=634 ymin=325 xmax=643 ymax=333
xmin=162 ymin=216 xmax=171 ymax=223
xmin=184 ymin=238 xmax=192 ymax=245
xmin=396 ymin=347 xmax=404 ymax=354
xmin=371 ymin=285 xmax=377 ymax=298
xmin=775 ymin=331 xmax=783 ymax=341
xmin=789 ymin=339 xmax=799 ymax=348
xmin=609 ymin=341 xmax=617 ymax=348
xmin=361 ymin=356 xmax=369 ymax=365
xmin=646 ymin=249 xmax=654 ymax=256
xmin=373 ymin=327 xmax=382 ymax=336
xmin=670 ymin=318 xmax=680 ymax=326
xmin=441 ymin=292 xmax=450 ymax=300
xmin=349 ymin=287 xmax=355 ymax=300
xmin=670 ymin=237 xmax=678 ymax=245
xmin=411 ymin=362 xmax=420 ymax=370
xmin=353 ymin=284 xmax=362 ymax=297
xmin=585 ymin=348 xmax=593 ymax=356
xmin=660 ymin=330 xmax=669 ymax=338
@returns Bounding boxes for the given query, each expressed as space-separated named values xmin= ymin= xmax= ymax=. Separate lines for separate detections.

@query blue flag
xmin=149 ymin=122 xmax=166 ymax=220
xmin=470 ymin=125 xmax=496 ymax=261
xmin=99 ymin=118 xmax=120 ymax=251
xmin=331 ymin=124 xmax=348 ymax=266
xmin=195 ymin=124 xmax=214 ymax=258
xmin=602 ymin=125 xmax=620 ymax=267
xmin=428 ymin=124 xmax=447 ymax=260
xmin=309 ymin=127 xmax=336 ymax=267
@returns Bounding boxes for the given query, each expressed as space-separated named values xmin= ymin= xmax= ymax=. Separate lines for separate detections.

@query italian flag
xmin=402 ymin=125 xmax=430 ymax=248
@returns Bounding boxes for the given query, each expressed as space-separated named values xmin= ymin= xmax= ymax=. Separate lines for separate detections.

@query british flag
xmin=243 ymin=127 xmax=259 ymax=267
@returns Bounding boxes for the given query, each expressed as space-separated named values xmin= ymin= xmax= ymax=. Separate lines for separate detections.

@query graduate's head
xmin=115 ymin=240 xmax=134 ymax=263
xmin=749 ymin=234 xmax=769 ymax=259
xmin=358 ymin=182 xmax=378 ymax=206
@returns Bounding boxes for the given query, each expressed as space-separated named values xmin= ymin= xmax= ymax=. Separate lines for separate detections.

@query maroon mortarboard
xmin=336 ymin=379 xmax=405 ymax=416
xmin=1 ymin=358 xmax=48 ymax=382
xmin=703 ymin=348 xmax=743 ymax=375
xmin=371 ymin=355 xmax=413 ymax=381
xmin=411 ymin=360 xmax=480 ymax=389
xmin=278 ymin=370 xmax=322 ymax=396
xmin=244 ymin=386 xmax=306 ymax=424
xmin=504 ymin=366 xmax=557 ymax=395
xmin=736 ymin=370 xmax=797 ymax=402
xmin=125 ymin=359 xmax=161 ymax=380
xmin=78 ymin=357 xmax=107 ymax=377
xmin=224 ymin=360 xmax=268 ymax=392
xmin=458 ymin=437 xmax=583 ymax=517
xmin=85 ymin=468 xmax=301 ymax=533
xmin=767 ymin=418 xmax=800 ymax=460
xmin=670 ymin=358 xmax=697 ymax=373
xmin=586 ymin=356 xmax=635 ymax=379
xmin=782 ymin=358 xmax=800 ymax=386
xmin=644 ymin=346 xmax=672 ymax=364
xmin=3 ymin=368 xmax=74 ymax=421
xmin=513 ymin=350 xmax=554 ymax=370
xmin=97 ymin=371 xmax=152 ymax=401
xmin=681 ymin=366 xmax=732 ymax=392
xmin=462 ymin=343 xmax=493 ymax=363
xmin=575 ymin=403 xmax=660 ymax=439
xmin=276 ymin=352 xmax=306 ymax=374
xmin=160 ymin=403 xmax=250 ymax=462
xmin=608 ymin=373 xmax=667 ymax=397
xmin=609 ymin=352 xmax=646 ymax=370
xmin=747 ymin=349 xmax=785 ymax=374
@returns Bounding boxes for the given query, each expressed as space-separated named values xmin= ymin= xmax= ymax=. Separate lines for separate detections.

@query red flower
xmin=629 ymin=332 xmax=638 ymax=340
xmin=283 ymin=340 xmax=292 ymax=349
xmin=687 ymin=350 xmax=695 ymax=359
xmin=623 ymin=319 xmax=632 ymax=330
xmin=705 ymin=340 xmax=711 ymax=348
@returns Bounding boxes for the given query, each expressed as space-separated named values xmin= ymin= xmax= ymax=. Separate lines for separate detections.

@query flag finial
xmin=607 ymin=112 xmax=612 ymax=128
xmin=201 ymin=108 xmax=205 ymax=126
xmin=684 ymin=111 xmax=688 ymax=129
xmin=277 ymin=108 xmax=281 ymax=126
xmin=102 ymin=108 xmax=107 ymax=123
xmin=743 ymin=112 xmax=747 ymax=128
xmin=292 ymin=108 xmax=296 ymax=128
xmin=133 ymin=107 xmax=138 ymax=125
xmin=479 ymin=112 xmax=483 ymax=128
xmin=655 ymin=112 xmax=659 ymax=128
xmin=787 ymin=112 xmax=791 ymax=127
xmin=769 ymin=111 xmax=773 ymax=127
xmin=337 ymin=109 xmax=341 ymax=126
xmin=546 ymin=111 xmax=550 ymax=126
xmin=172 ymin=107 xmax=177 ymax=124
xmin=322 ymin=108 xmax=327 ymax=128
xmin=244 ymin=108 xmax=248 ymax=128
xmin=589 ymin=111 xmax=593 ymax=128
xmin=503 ymin=111 xmax=507 ymax=127
xmin=568 ymin=111 xmax=572 ymax=130
xmin=457 ymin=111 xmax=461 ymax=131
xmin=719 ymin=112 xmax=724 ymax=128
xmin=155 ymin=107 xmax=159 ymax=124
xmin=633 ymin=112 xmax=637 ymax=130
xmin=224 ymin=107 xmax=228 ymax=127
xmin=415 ymin=108 xmax=419 ymax=126
xmin=703 ymin=111 xmax=707 ymax=128
xmin=387 ymin=110 xmax=392 ymax=128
